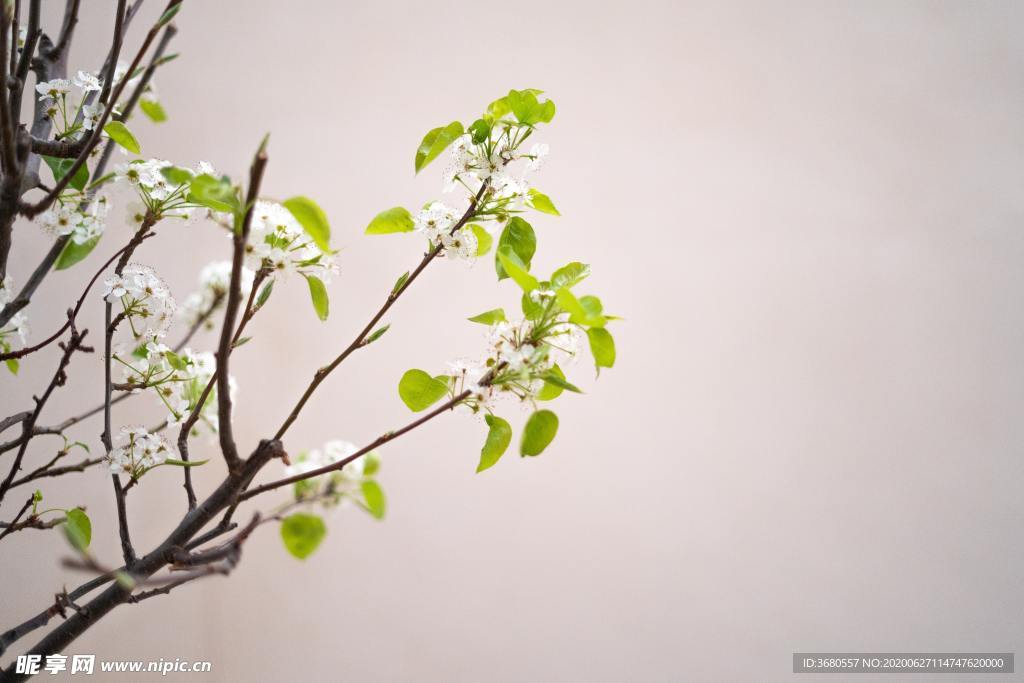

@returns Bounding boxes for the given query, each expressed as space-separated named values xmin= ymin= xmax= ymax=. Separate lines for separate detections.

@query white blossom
xmin=35 ymin=79 xmax=70 ymax=101
xmin=72 ymin=70 xmax=102 ymax=92
xmin=106 ymin=426 xmax=175 ymax=478
xmin=102 ymin=264 xmax=177 ymax=336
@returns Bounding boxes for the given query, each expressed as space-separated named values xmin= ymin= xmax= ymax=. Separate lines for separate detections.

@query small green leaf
xmin=157 ymin=3 xmax=182 ymax=26
xmin=477 ymin=414 xmax=512 ymax=473
xmin=188 ymin=174 xmax=238 ymax=213
xmin=32 ymin=489 xmax=42 ymax=504
xmin=55 ymin=235 xmax=100 ymax=270
xmin=556 ymin=288 xmax=606 ymax=327
xmin=527 ymin=189 xmax=560 ymax=216
xmin=391 ymin=271 xmax=410 ymax=295
xmin=280 ymin=513 xmax=326 ymax=560
xmin=468 ymin=118 xmax=490 ymax=144
xmin=398 ymin=369 xmax=449 ymax=412
xmin=521 ymin=410 xmax=559 ymax=456
xmin=469 ymin=224 xmax=492 ymax=256
xmin=164 ymin=350 xmax=187 ymax=370
xmin=365 ymin=324 xmax=390 ymax=344
xmin=5 ymin=358 xmax=18 ymax=375
xmin=415 ymin=121 xmax=464 ymax=173
xmin=537 ymin=364 xmax=580 ymax=401
xmin=283 ymin=196 xmax=331 ymax=253
xmin=495 ymin=217 xmax=536 ymax=280
xmin=540 ymin=371 xmax=582 ymax=394
xmin=103 ymin=121 xmax=141 ymax=154
xmin=587 ymin=327 xmax=616 ymax=370
xmin=504 ymin=89 xmax=556 ymax=125
xmin=366 ymin=207 xmax=414 ymax=235
xmin=163 ymin=458 xmax=210 ymax=467
xmin=232 ymin=336 xmax=252 ymax=348
xmin=362 ymin=450 xmax=381 ymax=477
xmin=305 ymin=275 xmax=329 ymax=321
xmin=467 ymin=308 xmax=506 ymax=325
xmin=64 ymin=508 xmax=91 ymax=550
xmin=360 ymin=480 xmax=386 ymax=520
xmin=42 ymin=155 xmax=89 ymax=191
xmin=139 ymin=99 xmax=167 ymax=123
xmin=255 ymin=279 xmax=274 ymax=308
xmin=551 ymin=262 xmax=590 ymax=289
xmin=160 ymin=165 xmax=192 ymax=186
xmin=497 ymin=248 xmax=538 ymax=292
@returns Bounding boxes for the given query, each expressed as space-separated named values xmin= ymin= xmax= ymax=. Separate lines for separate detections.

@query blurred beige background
xmin=2 ymin=1 xmax=1023 ymax=681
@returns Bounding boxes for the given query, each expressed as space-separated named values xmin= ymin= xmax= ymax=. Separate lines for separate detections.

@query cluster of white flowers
xmin=447 ymin=316 xmax=581 ymax=413
xmin=285 ymin=440 xmax=379 ymax=508
xmin=244 ymin=200 xmax=337 ymax=279
xmin=36 ymin=192 xmax=111 ymax=245
xmin=106 ymin=426 xmax=176 ymax=478
xmin=103 ymin=264 xmax=177 ymax=337
xmin=412 ymin=201 xmax=478 ymax=259
xmin=443 ymin=133 xmax=548 ymax=203
xmin=0 ymin=276 xmax=29 ymax=356
xmin=35 ymin=70 xmax=103 ymax=137
xmin=178 ymin=260 xmax=256 ymax=326
xmin=116 ymin=159 xmax=216 ymax=220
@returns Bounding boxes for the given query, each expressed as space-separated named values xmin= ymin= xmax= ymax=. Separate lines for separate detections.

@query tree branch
xmin=0 ymin=324 xmax=91 ymax=505
xmin=272 ymin=182 xmax=488 ymax=441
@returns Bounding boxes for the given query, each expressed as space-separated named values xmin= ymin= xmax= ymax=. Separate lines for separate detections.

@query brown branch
xmin=272 ymin=182 xmax=488 ymax=441
xmin=19 ymin=0 xmax=180 ymax=218
xmin=0 ymin=496 xmax=32 ymax=542
xmin=10 ymin=457 xmax=103 ymax=489
xmin=242 ymin=389 xmax=472 ymax=502
xmin=214 ymin=138 xmax=268 ymax=474
xmin=0 ymin=324 xmax=91 ymax=505
xmin=0 ymin=229 xmax=154 ymax=362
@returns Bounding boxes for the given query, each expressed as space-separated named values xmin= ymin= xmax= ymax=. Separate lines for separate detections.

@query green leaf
xmin=365 ymin=324 xmax=390 ymax=344
xmin=587 ymin=327 xmax=616 ymax=370
xmin=505 ymin=89 xmax=556 ymax=125
xmin=497 ymin=248 xmax=538 ymax=292
xmin=283 ymin=196 xmax=331 ymax=253
xmin=5 ymin=358 xmax=18 ymax=375
xmin=527 ymin=188 xmax=560 ymax=216
xmin=540 ymin=370 xmax=582 ymax=394
xmin=188 ymin=174 xmax=238 ymax=213
xmin=255 ymin=279 xmax=274 ymax=308
xmin=163 ymin=458 xmax=210 ymax=467
xmin=157 ymin=3 xmax=182 ymax=26
xmin=103 ymin=121 xmax=141 ymax=154
xmin=360 ymin=480 xmax=386 ymax=520
xmin=537 ymin=364 xmax=578 ymax=401
xmin=165 ymin=350 xmax=187 ymax=370
xmin=477 ymin=414 xmax=511 ymax=473
xmin=280 ymin=513 xmax=326 ymax=560
xmin=391 ymin=271 xmax=410 ymax=295
xmin=305 ymin=275 xmax=329 ymax=321
xmin=468 ymin=118 xmax=490 ymax=144
xmin=521 ymin=409 xmax=559 ymax=456
xmin=469 ymin=224 xmax=492 ymax=256
xmin=495 ymin=217 xmax=536 ymax=280
xmin=42 ymin=155 xmax=89 ymax=191
xmin=467 ymin=308 xmax=506 ymax=325
xmin=366 ymin=206 xmax=414 ymax=235
xmin=551 ymin=262 xmax=590 ymax=289
xmin=64 ymin=508 xmax=91 ymax=550
xmin=398 ymin=369 xmax=449 ymax=412
xmin=139 ymin=99 xmax=167 ymax=123
xmin=362 ymin=450 xmax=381 ymax=477
xmin=521 ymin=290 xmax=544 ymax=320
xmin=556 ymin=288 xmax=606 ymax=327
xmin=414 ymin=121 xmax=464 ymax=173
xmin=55 ymin=235 xmax=100 ymax=270
xmin=160 ymin=165 xmax=192 ymax=186
xmin=232 ymin=336 xmax=252 ymax=348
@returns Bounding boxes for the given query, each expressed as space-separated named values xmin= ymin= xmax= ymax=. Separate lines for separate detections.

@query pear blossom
xmin=102 ymin=264 xmax=177 ymax=336
xmin=106 ymin=426 xmax=175 ymax=479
